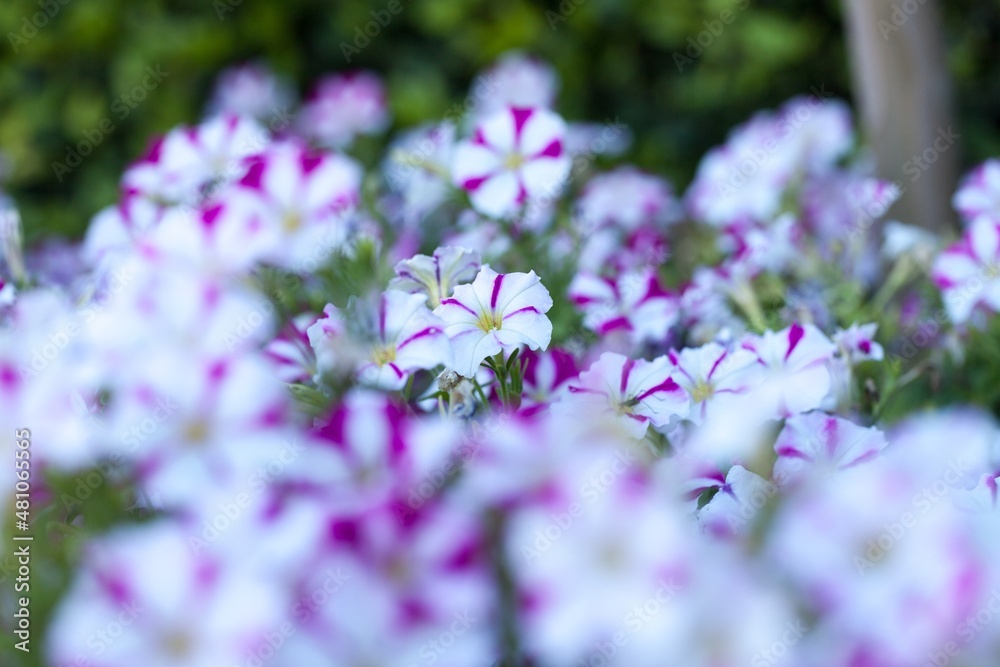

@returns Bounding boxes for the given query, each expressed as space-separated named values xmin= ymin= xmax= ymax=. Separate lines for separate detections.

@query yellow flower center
xmin=690 ymin=380 xmax=715 ymax=404
xmin=504 ymin=152 xmax=525 ymax=170
xmin=476 ymin=311 xmax=503 ymax=333
xmin=372 ymin=345 xmax=397 ymax=367
xmin=282 ymin=211 xmax=302 ymax=231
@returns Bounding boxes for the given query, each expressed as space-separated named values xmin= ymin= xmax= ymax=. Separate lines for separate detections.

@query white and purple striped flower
xmin=297 ymin=71 xmax=390 ymax=148
xmin=954 ymin=159 xmax=1000 ymax=225
xmin=560 ymin=352 xmax=689 ymax=439
xmin=569 ymin=269 xmax=679 ymax=346
xmin=833 ymin=322 xmax=884 ymax=363
xmin=433 ymin=267 xmax=553 ymax=377
xmin=451 ymin=106 xmax=570 ymax=219
xmin=668 ymin=342 xmax=760 ymax=424
xmin=773 ymin=412 xmax=888 ymax=484
xmin=357 ymin=291 xmax=453 ymax=391
xmin=388 ymin=246 xmax=482 ymax=309
xmin=219 ymin=139 xmax=363 ymax=269
xmin=740 ymin=323 xmax=837 ymax=419
xmin=932 ymin=216 xmax=1000 ymax=324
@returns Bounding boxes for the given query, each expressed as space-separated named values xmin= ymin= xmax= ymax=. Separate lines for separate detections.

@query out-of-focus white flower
xmin=452 ymin=106 xmax=570 ymax=219
xmin=297 ymin=71 xmax=390 ymax=148
xmin=954 ymin=159 xmax=1000 ymax=225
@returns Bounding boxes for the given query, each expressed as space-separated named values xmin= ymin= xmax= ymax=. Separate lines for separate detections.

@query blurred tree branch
xmin=843 ymin=0 xmax=958 ymax=233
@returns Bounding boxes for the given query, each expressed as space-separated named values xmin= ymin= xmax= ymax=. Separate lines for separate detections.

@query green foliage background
xmin=0 ymin=0 xmax=998 ymax=244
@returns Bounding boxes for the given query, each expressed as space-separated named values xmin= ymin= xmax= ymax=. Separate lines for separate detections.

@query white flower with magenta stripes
xmin=434 ymin=267 xmax=553 ymax=377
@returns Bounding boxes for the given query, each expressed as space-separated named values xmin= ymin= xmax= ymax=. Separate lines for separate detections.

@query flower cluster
xmin=4 ymin=55 xmax=1000 ymax=667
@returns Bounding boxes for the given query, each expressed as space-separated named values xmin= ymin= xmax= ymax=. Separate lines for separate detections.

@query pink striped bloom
xmin=560 ymin=352 xmax=689 ymax=439
xmin=389 ymin=246 xmax=482 ymax=309
xmin=452 ymin=106 xmax=570 ymax=219
xmin=668 ymin=342 xmax=760 ymax=425
xmin=773 ymin=412 xmax=888 ymax=485
xmin=308 ymin=292 xmax=452 ymax=391
xmin=122 ymin=113 xmax=267 ymax=206
xmin=297 ymin=71 xmax=389 ymax=148
xmin=932 ymin=217 xmax=1000 ymax=324
xmin=568 ymin=269 xmax=679 ymax=346
xmin=357 ymin=291 xmax=453 ymax=391
xmin=740 ymin=323 xmax=837 ymax=419
xmin=953 ymin=159 xmax=1000 ymax=225
xmin=223 ymin=139 xmax=363 ymax=269
xmin=433 ymin=267 xmax=553 ymax=377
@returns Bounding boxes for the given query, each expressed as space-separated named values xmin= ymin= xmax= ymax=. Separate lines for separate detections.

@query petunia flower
xmin=388 ymin=246 xmax=482 ymax=308
xmin=568 ymin=268 xmax=679 ymax=346
xmin=452 ymin=106 xmax=570 ymax=219
xmin=667 ymin=341 xmax=760 ymax=424
xmin=356 ymin=291 xmax=453 ymax=391
xmin=740 ymin=323 xmax=837 ymax=419
xmin=833 ymin=322 xmax=884 ymax=363
xmin=216 ymin=139 xmax=363 ymax=269
xmin=296 ymin=71 xmax=390 ymax=149
xmin=433 ymin=267 xmax=553 ymax=377
xmin=931 ymin=216 xmax=1000 ymax=324
xmin=559 ymin=352 xmax=689 ymax=439
xmin=772 ymin=411 xmax=887 ymax=485
xmin=953 ymin=159 xmax=1000 ymax=225
xmin=308 ymin=291 xmax=452 ymax=391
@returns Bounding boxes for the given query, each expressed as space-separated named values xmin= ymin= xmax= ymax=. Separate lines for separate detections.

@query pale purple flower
xmin=471 ymin=52 xmax=559 ymax=119
xmin=207 ymin=62 xmax=295 ymax=122
xmin=568 ymin=269 xmax=679 ymax=346
xmin=297 ymin=71 xmax=389 ymax=148
xmin=576 ymin=166 xmax=680 ymax=232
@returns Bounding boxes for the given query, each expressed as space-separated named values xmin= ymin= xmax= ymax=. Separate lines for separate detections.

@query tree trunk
xmin=843 ymin=0 xmax=958 ymax=233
